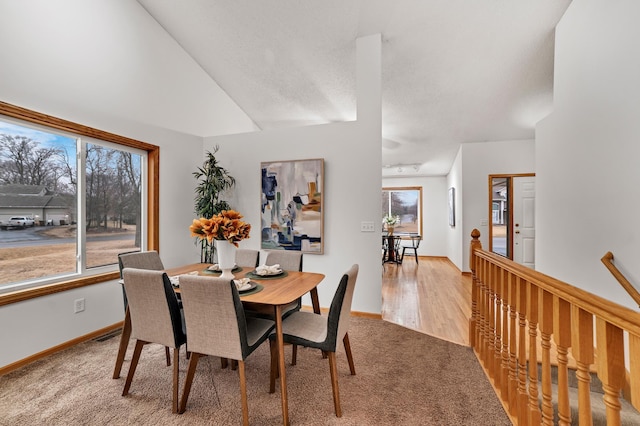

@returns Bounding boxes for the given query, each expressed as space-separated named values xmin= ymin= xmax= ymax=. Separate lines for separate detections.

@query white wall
xmin=382 ymin=176 xmax=448 ymax=257
xmin=0 ymin=1 xmax=255 ymax=367
xmin=536 ymin=0 xmax=640 ymax=309
xmin=449 ymin=140 xmax=535 ymax=272
xmin=205 ymin=35 xmax=383 ymax=314
xmin=447 ymin=148 xmax=464 ymax=270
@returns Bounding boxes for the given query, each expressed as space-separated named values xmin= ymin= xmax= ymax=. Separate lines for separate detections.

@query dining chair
xmin=118 ymin=250 xmax=172 ymax=367
xmin=400 ymin=234 xmax=422 ymax=264
xmin=235 ymin=248 xmax=260 ymax=268
xmin=121 ymin=268 xmax=186 ymax=413
xmin=177 ymin=275 xmax=275 ymax=425
xmin=269 ymin=264 xmax=359 ymax=417
xmin=244 ymin=250 xmax=304 ymax=320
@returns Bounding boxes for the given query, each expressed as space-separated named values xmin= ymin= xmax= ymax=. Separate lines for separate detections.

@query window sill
xmin=0 ymin=271 xmax=120 ymax=307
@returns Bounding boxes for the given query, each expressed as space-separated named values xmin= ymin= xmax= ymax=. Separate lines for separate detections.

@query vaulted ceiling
xmin=137 ymin=0 xmax=571 ymax=177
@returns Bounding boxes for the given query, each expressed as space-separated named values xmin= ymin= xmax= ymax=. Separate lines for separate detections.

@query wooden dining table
xmin=113 ymin=263 xmax=325 ymax=426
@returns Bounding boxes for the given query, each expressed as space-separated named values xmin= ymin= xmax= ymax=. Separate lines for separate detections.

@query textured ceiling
xmin=137 ymin=0 xmax=571 ymax=176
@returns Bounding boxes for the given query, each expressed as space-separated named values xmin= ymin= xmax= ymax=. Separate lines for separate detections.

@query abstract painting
xmin=261 ymin=158 xmax=324 ymax=254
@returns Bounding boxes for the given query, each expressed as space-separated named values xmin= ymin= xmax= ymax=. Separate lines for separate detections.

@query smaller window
xmin=382 ymin=186 xmax=422 ymax=235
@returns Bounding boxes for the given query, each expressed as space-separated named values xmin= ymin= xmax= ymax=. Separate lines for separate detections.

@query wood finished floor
xmin=381 ymin=256 xmax=471 ymax=346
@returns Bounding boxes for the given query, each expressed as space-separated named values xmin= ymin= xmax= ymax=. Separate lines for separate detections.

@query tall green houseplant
xmin=193 ymin=146 xmax=235 ymax=262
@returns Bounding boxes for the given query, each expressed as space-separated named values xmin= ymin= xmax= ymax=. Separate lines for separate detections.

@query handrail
xmin=601 ymin=251 xmax=640 ymax=309
xmin=468 ymin=229 xmax=640 ymax=425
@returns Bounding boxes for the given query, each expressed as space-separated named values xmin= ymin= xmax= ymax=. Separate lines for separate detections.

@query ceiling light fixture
xmin=383 ymin=163 xmax=422 ymax=173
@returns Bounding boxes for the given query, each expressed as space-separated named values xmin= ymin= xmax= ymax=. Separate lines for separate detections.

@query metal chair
xmin=400 ymin=234 xmax=421 ymax=264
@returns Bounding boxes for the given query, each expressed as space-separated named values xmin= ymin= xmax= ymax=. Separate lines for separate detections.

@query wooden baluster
xmin=571 ymin=306 xmax=594 ymax=426
xmin=527 ymin=283 xmax=541 ymax=425
xmin=539 ymin=290 xmax=555 ymax=425
xmin=553 ymin=296 xmax=572 ymax=426
xmin=516 ymin=276 xmax=529 ymax=425
xmin=486 ymin=263 xmax=497 ymax=377
xmin=469 ymin=229 xmax=481 ymax=348
xmin=476 ymin=259 xmax=487 ymax=364
xmin=492 ymin=265 xmax=501 ymax=381
xmin=481 ymin=258 xmax=490 ymax=366
xmin=630 ymin=333 xmax=640 ymax=411
xmin=470 ymin=260 xmax=479 ymax=349
xmin=500 ymin=270 xmax=511 ymax=401
xmin=508 ymin=272 xmax=519 ymax=417
xmin=596 ymin=319 xmax=625 ymax=426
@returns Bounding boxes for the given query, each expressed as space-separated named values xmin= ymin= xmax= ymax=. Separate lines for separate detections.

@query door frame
xmin=488 ymin=173 xmax=535 ymax=259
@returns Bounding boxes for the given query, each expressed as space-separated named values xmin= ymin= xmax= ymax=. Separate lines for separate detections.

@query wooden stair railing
xmin=601 ymin=251 xmax=640 ymax=308
xmin=469 ymin=229 xmax=640 ymax=425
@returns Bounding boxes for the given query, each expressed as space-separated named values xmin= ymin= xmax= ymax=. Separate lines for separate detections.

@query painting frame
xmin=260 ymin=158 xmax=324 ymax=254
xmin=448 ymin=187 xmax=456 ymax=227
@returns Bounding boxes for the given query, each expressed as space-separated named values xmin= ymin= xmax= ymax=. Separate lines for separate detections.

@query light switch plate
xmin=360 ymin=221 xmax=375 ymax=232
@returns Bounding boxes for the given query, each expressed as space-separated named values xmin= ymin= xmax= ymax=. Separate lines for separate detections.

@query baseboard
xmin=301 ymin=304 xmax=382 ymax=319
xmin=0 ymin=322 xmax=123 ymax=376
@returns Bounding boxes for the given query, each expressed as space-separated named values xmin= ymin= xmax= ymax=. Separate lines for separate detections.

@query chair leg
xmin=172 ymin=347 xmax=180 ymax=413
xmin=179 ymin=352 xmax=201 ymax=414
xmin=291 ymin=344 xmax=297 ymax=365
xmin=328 ymin=351 xmax=342 ymax=417
xmin=112 ymin=307 xmax=131 ymax=379
xmin=414 ymin=249 xmax=419 ymax=264
xmin=122 ymin=340 xmax=145 ymax=396
xmin=343 ymin=333 xmax=356 ymax=375
xmin=238 ymin=360 xmax=249 ymax=426
xmin=221 ymin=357 xmax=228 ymax=369
xmin=269 ymin=338 xmax=278 ymax=393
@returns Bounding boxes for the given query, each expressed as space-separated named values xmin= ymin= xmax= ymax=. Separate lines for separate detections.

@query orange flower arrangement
xmin=189 ymin=210 xmax=251 ymax=247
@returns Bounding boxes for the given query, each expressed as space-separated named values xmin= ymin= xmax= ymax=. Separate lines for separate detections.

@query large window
xmin=0 ymin=101 xmax=159 ymax=299
xmin=382 ymin=186 xmax=422 ymax=235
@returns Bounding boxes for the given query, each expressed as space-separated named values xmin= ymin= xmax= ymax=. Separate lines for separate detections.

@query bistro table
xmin=113 ymin=263 xmax=325 ymax=426
xmin=382 ymin=235 xmax=402 ymax=264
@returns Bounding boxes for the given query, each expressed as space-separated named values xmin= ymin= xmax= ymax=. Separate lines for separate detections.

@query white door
xmin=512 ymin=176 xmax=535 ymax=268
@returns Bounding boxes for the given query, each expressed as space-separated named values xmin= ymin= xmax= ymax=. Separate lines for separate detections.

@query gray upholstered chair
xmin=121 ymin=268 xmax=186 ymax=413
xmin=118 ymin=250 xmax=171 ymax=367
xmin=243 ymin=250 xmax=305 ymax=362
xmin=400 ymin=234 xmax=421 ymax=264
xmin=264 ymin=250 xmax=303 ymax=272
xmin=235 ymin=249 xmax=260 ymax=268
xmin=118 ymin=250 xmax=165 ymax=273
xmin=178 ymin=275 xmax=275 ymax=425
xmin=269 ymin=264 xmax=359 ymax=417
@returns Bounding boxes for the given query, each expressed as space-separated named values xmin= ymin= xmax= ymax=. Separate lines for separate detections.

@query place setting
xmin=245 ymin=263 xmax=288 ymax=280
xmin=233 ymin=277 xmax=263 ymax=295
xmin=168 ymin=271 xmax=198 ymax=288
xmin=202 ymin=263 xmax=243 ymax=275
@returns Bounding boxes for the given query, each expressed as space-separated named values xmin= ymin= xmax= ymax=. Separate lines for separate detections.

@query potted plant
xmin=382 ymin=213 xmax=400 ymax=235
xmin=193 ymin=145 xmax=235 ymax=262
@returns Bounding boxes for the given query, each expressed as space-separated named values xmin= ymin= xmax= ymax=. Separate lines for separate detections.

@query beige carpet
xmin=0 ymin=317 xmax=510 ymax=425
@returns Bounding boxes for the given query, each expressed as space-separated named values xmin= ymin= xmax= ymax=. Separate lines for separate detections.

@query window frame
xmin=0 ymin=101 xmax=159 ymax=306
xmin=382 ymin=186 xmax=423 ymax=237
